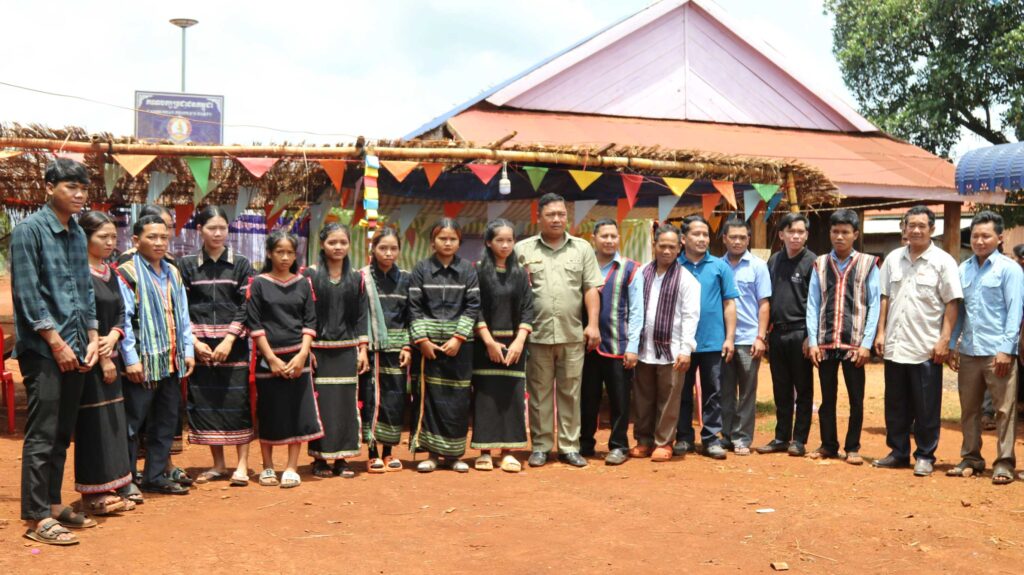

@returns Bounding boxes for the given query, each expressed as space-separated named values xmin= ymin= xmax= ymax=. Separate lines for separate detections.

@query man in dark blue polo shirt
xmin=11 ymin=159 xmax=99 ymax=545
xmin=675 ymin=215 xmax=738 ymax=459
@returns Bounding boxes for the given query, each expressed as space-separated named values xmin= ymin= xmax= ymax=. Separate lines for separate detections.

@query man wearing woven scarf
xmin=631 ymin=224 xmax=700 ymax=462
xmin=117 ymin=215 xmax=195 ymax=495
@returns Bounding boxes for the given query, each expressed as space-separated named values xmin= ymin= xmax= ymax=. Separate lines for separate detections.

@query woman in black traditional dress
xmin=305 ymin=223 xmax=369 ymax=478
xmin=75 ymin=211 xmax=132 ymax=514
xmin=246 ymin=231 xmax=321 ymax=489
xmin=360 ymin=228 xmax=412 ymax=473
xmin=409 ymin=218 xmax=480 ymax=473
xmin=180 ymin=206 xmax=255 ymax=486
xmin=471 ymin=219 xmax=534 ymax=473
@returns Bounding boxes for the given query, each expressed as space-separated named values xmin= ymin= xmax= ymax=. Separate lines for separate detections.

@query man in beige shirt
xmin=873 ymin=206 xmax=962 ymax=477
xmin=516 ymin=193 xmax=604 ymax=467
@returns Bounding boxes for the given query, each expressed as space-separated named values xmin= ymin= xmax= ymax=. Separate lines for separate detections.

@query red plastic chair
xmin=0 ymin=325 xmax=15 ymax=433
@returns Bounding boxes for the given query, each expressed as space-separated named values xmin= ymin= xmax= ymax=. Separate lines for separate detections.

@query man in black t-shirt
xmin=756 ymin=213 xmax=817 ymax=457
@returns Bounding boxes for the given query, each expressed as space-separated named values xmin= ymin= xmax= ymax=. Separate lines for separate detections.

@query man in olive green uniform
xmin=516 ymin=193 xmax=604 ymax=467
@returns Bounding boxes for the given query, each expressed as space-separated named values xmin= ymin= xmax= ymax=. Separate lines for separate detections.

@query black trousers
xmin=883 ymin=360 xmax=942 ymax=462
xmin=580 ymin=351 xmax=632 ymax=452
xmin=768 ymin=329 xmax=814 ymax=444
xmin=124 ymin=375 xmax=180 ymax=485
xmin=677 ymin=351 xmax=724 ymax=446
xmin=18 ymin=351 xmax=85 ymax=521
xmin=818 ymin=356 xmax=865 ymax=454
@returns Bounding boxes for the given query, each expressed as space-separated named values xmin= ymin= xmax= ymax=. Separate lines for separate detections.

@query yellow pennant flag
xmin=568 ymin=170 xmax=602 ymax=192
xmin=663 ymin=177 xmax=694 ymax=197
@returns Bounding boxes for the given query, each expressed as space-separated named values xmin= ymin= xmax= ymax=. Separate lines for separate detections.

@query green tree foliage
xmin=825 ymin=0 xmax=1024 ymax=157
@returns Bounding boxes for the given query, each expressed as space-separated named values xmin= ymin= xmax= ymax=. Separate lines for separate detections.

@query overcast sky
xmin=0 ymin=0 xmax=986 ymax=157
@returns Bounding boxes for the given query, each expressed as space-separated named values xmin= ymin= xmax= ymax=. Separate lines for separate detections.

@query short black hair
xmin=681 ymin=215 xmax=709 ymax=235
xmin=593 ymin=218 xmax=618 ymax=235
xmin=721 ymin=215 xmax=750 ymax=237
xmin=140 ymin=204 xmax=172 ymax=220
xmin=45 ymin=158 xmax=90 ymax=186
xmin=776 ymin=212 xmax=809 ymax=233
xmin=902 ymin=205 xmax=936 ymax=228
xmin=970 ymin=210 xmax=1004 ymax=235
xmin=829 ymin=209 xmax=860 ymax=232
xmin=538 ymin=193 xmax=565 ymax=212
xmin=1013 ymin=243 xmax=1024 ymax=259
xmin=195 ymin=205 xmax=230 ymax=228
xmin=133 ymin=214 xmax=167 ymax=236
xmin=653 ymin=223 xmax=681 ymax=243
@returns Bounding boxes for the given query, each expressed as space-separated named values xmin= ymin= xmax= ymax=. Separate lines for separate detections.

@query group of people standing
xmin=10 ymin=159 xmax=1024 ymax=547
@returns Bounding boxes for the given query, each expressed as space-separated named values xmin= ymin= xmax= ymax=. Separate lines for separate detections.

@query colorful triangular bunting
xmin=174 ymin=204 xmax=195 ymax=237
xmin=743 ymin=189 xmax=762 ymax=222
xmin=662 ymin=177 xmax=694 ymax=197
xmin=523 ymin=166 xmax=549 ymax=192
xmin=421 ymin=163 xmax=444 ymax=188
xmin=616 ymin=198 xmax=630 ymax=224
xmin=658 ymin=194 xmax=680 ymax=222
xmin=712 ymin=180 xmax=737 ymax=209
xmin=622 ymin=174 xmax=643 ymax=208
xmin=753 ymin=183 xmax=781 ymax=203
xmin=443 ymin=202 xmax=467 ymax=219
xmin=185 ymin=157 xmax=212 ymax=196
xmin=103 ymin=163 xmax=125 ymax=197
xmin=231 ymin=186 xmax=256 ymax=224
xmin=709 ymin=213 xmax=723 ymax=234
xmin=763 ymin=193 xmax=783 ymax=221
xmin=396 ymin=203 xmax=423 ymax=234
xmin=237 ymin=157 xmax=278 ymax=179
xmin=468 ymin=164 xmax=501 ymax=186
xmin=319 ymin=160 xmax=348 ymax=192
xmin=569 ymin=170 xmax=601 ymax=192
xmin=114 ymin=154 xmax=156 ymax=178
xmin=487 ymin=201 xmax=510 ymax=222
xmin=381 ymin=160 xmax=419 ymax=183
xmin=574 ymin=199 xmax=599 ymax=228
xmin=530 ymin=200 xmax=539 ymax=225
xmin=701 ymin=192 xmax=721 ymax=220
xmin=194 ymin=179 xmax=219 ymax=206
xmin=146 ymin=171 xmax=174 ymax=205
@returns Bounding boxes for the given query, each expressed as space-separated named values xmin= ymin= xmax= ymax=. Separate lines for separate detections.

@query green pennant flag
xmin=186 ymin=157 xmax=212 ymax=198
xmin=193 ymin=179 xmax=219 ymax=206
xmin=523 ymin=166 xmax=549 ymax=192
xmin=753 ymin=183 xmax=780 ymax=203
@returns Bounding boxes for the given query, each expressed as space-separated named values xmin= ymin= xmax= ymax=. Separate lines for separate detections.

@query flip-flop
xmin=117 ymin=484 xmax=144 ymax=505
xmin=230 ymin=470 xmax=250 ymax=486
xmin=258 ymin=468 xmax=279 ymax=487
xmin=992 ymin=467 xmax=1015 ymax=485
xmin=384 ymin=456 xmax=403 ymax=472
xmin=333 ymin=460 xmax=356 ymax=478
xmin=24 ymin=519 xmax=78 ymax=546
xmin=311 ymin=460 xmax=334 ymax=478
xmin=54 ymin=506 xmax=97 ymax=529
xmin=946 ymin=461 xmax=983 ymax=477
xmin=280 ymin=470 xmax=301 ymax=489
xmin=194 ymin=469 xmax=225 ymax=484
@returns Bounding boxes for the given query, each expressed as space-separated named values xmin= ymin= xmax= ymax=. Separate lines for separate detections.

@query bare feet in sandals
xmin=24 ymin=518 xmax=78 ymax=546
xmin=81 ymin=493 xmax=126 ymax=516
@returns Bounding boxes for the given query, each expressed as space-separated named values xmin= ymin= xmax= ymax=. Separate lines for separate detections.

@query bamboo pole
xmin=786 ymin=171 xmax=800 ymax=212
xmin=0 ymin=137 xmax=773 ymax=178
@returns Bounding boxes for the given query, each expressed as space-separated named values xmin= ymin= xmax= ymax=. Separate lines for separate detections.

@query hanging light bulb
xmin=498 ymin=161 xmax=512 ymax=195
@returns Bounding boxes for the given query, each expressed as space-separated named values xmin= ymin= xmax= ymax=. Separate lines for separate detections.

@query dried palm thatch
xmin=0 ymin=123 xmax=838 ymax=209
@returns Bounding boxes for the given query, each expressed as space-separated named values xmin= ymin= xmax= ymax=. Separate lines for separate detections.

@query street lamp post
xmin=169 ymin=18 xmax=198 ymax=92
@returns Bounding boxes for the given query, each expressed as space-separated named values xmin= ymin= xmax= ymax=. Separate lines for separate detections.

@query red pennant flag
xmin=174 ymin=204 xmax=195 ymax=237
xmin=530 ymin=200 xmax=539 ymax=225
xmin=381 ymin=160 xmax=419 ymax=183
xmin=264 ymin=203 xmax=279 ymax=232
xmin=421 ymin=163 xmax=444 ymax=188
xmin=341 ymin=188 xmax=351 ymax=208
xmin=702 ymin=193 xmax=721 ymax=220
xmin=237 ymin=157 xmax=279 ymax=179
xmin=621 ymin=174 xmax=643 ymax=208
xmin=352 ymin=202 xmax=365 ymax=228
xmin=443 ymin=202 xmax=467 ymax=219
xmin=319 ymin=160 xmax=347 ymax=192
xmin=405 ymin=226 xmax=417 ymax=248
xmin=91 ymin=202 xmax=112 ymax=213
xmin=467 ymin=164 xmax=501 ymax=185
xmin=712 ymin=180 xmax=737 ymax=209
xmin=617 ymin=198 xmax=631 ymax=224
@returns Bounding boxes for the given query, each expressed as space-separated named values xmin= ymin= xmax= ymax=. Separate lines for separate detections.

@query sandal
xmin=312 ymin=459 xmax=334 ymax=478
xmin=54 ymin=506 xmax=97 ymax=529
xmin=258 ymin=468 xmax=279 ymax=487
xmin=417 ymin=457 xmax=439 ymax=473
xmin=807 ymin=449 xmax=839 ymax=460
xmin=194 ymin=469 xmax=225 ymax=484
xmin=475 ymin=454 xmax=494 ymax=471
xmin=384 ymin=456 xmax=403 ymax=472
xmin=82 ymin=494 xmax=126 ymax=516
xmin=280 ymin=470 xmax=302 ymax=489
xmin=367 ymin=458 xmax=386 ymax=474
xmin=446 ymin=458 xmax=469 ymax=473
xmin=844 ymin=452 xmax=864 ymax=466
xmin=946 ymin=461 xmax=983 ymax=478
xmin=24 ymin=518 xmax=78 ymax=546
xmin=230 ymin=470 xmax=250 ymax=487
xmin=992 ymin=466 xmax=1015 ymax=485
xmin=333 ymin=460 xmax=356 ymax=478
xmin=117 ymin=483 xmax=144 ymax=505
xmin=168 ymin=467 xmax=194 ymax=487
xmin=500 ymin=454 xmax=522 ymax=473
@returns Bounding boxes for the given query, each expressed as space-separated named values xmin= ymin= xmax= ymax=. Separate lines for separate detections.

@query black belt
xmin=772 ymin=321 xmax=806 ymax=333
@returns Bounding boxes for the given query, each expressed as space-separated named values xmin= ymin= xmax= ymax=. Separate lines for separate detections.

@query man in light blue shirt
xmin=805 ymin=209 xmax=879 ymax=465
xmin=581 ymin=219 xmax=644 ymax=465
xmin=720 ymin=217 xmax=771 ymax=455
xmin=947 ymin=211 xmax=1022 ymax=484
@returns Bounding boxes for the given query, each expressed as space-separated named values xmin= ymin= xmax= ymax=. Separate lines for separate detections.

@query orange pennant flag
xmin=468 ymin=164 xmax=501 ymax=185
xmin=616 ymin=198 xmax=631 ymax=224
xmin=175 ymin=204 xmax=195 ymax=237
xmin=621 ymin=174 xmax=643 ymax=208
xmin=569 ymin=170 xmax=602 ymax=192
xmin=381 ymin=160 xmax=419 ymax=183
xmin=443 ymin=202 xmax=467 ymax=219
xmin=113 ymin=154 xmax=157 ymax=178
xmin=702 ymin=192 xmax=721 ymax=220
xmin=319 ymin=160 xmax=347 ymax=192
xmin=237 ymin=157 xmax=279 ymax=179
xmin=0 ymin=151 xmax=23 ymax=160
xmin=712 ymin=180 xmax=737 ymax=209
xmin=709 ymin=213 xmax=723 ymax=233
xmin=530 ymin=200 xmax=539 ymax=225
xmin=421 ymin=163 xmax=444 ymax=188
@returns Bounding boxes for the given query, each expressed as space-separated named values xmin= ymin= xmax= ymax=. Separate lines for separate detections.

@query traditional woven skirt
xmin=187 ymin=336 xmax=254 ymax=446
xmin=308 ymin=343 xmax=361 ymax=459
xmin=255 ymin=347 xmax=324 ymax=445
xmin=360 ymin=350 xmax=409 ymax=446
xmin=411 ymin=343 xmax=473 ymax=457
xmin=470 ymin=334 xmax=528 ymax=450
xmin=75 ymin=356 xmax=133 ymax=494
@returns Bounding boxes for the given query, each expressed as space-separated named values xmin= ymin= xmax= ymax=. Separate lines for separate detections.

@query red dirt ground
xmin=2 ymin=276 xmax=1024 ymax=574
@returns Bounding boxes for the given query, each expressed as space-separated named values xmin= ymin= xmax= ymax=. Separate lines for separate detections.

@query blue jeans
xmin=676 ymin=351 xmax=724 ymax=446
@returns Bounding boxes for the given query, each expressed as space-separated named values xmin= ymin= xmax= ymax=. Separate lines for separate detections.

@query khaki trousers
xmin=632 ymin=362 xmax=683 ymax=448
xmin=957 ymin=354 xmax=1018 ymax=470
xmin=526 ymin=342 xmax=585 ymax=453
